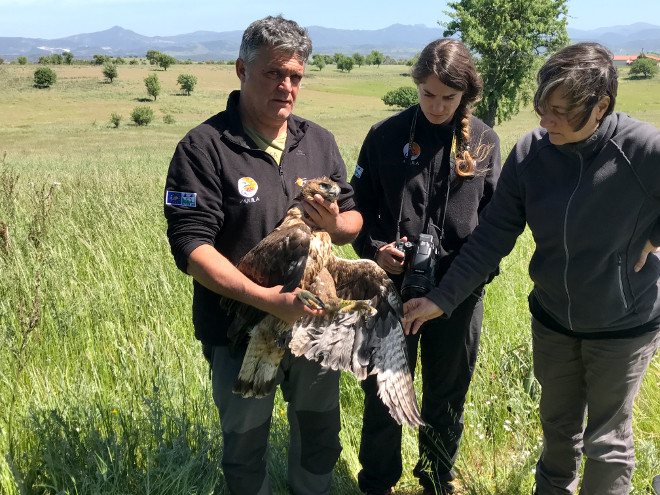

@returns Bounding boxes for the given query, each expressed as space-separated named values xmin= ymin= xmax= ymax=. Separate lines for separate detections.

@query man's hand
xmin=259 ymin=286 xmax=325 ymax=324
xmin=301 ymin=194 xmax=340 ymax=232
xmin=402 ymin=297 xmax=445 ymax=335
xmin=301 ymin=195 xmax=362 ymax=245
xmin=375 ymin=237 xmax=408 ymax=275
xmin=634 ymin=239 xmax=660 ymax=272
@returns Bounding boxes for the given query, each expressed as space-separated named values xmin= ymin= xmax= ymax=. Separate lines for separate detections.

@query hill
xmin=1 ymin=23 xmax=659 ymax=62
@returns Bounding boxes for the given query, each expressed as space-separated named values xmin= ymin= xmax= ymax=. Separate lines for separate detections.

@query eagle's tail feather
xmin=233 ymin=316 xmax=287 ymax=398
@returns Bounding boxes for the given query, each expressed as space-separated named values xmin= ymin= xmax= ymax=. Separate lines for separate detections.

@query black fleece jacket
xmin=429 ymin=112 xmax=660 ymax=335
xmin=164 ymin=90 xmax=355 ymax=345
xmin=350 ymin=104 xmax=501 ymax=286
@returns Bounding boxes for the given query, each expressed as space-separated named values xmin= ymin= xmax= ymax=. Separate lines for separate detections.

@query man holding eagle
xmin=164 ymin=14 xmax=389 ymax=495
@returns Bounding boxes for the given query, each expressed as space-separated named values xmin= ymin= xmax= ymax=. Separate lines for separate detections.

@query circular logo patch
xmin=403 ymin=142 xmax=421 ymax=161
xmin=238 ymin=177 xmax=258 ymax=198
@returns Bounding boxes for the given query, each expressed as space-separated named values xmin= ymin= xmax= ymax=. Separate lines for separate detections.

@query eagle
xmin=220 ymin=177 xmax=423 ymax=426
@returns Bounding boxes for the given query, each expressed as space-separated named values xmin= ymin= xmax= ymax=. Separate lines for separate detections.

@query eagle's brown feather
xmin=220 ymin=177 xmax=423 ymax=427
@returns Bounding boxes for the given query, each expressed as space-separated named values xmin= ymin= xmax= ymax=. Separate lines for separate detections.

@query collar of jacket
xmin=555 ymin=113 xmax=616 ymax=161
xmin=416 ymin=104 xmax=456 ymax=143
xmin=222 ymin=90 xmax=309 ymax=152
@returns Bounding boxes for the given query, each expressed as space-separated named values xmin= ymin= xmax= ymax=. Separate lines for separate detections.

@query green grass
xmin=1 ymin=62 xmax=659 ymax=495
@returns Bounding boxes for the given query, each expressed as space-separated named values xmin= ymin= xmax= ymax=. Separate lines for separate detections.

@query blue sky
xmin=1 ymin=0 xmax=659 ymax=39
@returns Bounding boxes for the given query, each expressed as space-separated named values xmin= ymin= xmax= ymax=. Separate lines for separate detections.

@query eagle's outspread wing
xmin=289 ymin=256 xmax=423 ymax=427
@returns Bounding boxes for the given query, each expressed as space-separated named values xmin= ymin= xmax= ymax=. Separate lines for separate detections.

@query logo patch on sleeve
xmin=165 ymin=190 xmax=197 ymax=207
xmin=353 ymin=164 xmax=364 ymax=178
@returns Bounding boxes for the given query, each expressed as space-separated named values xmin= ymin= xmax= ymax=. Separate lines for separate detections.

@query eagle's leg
xmin=233 ymin=316 xmax=287 ymax=398
xmin=337 ymin=299 xmax=377 ymax=315
xmin=296 ymin=289 xmax=326 ymax=310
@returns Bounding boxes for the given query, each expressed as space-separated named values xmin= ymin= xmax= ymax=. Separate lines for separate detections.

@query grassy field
xmin=0 ymin=61 xmax=659 ymax=495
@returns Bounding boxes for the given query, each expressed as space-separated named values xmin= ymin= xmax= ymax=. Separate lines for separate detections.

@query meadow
xmin=0 ymin=60 xmax=659 ymax=495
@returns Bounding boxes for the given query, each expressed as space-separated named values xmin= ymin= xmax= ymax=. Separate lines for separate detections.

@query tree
xmin=382 ymin=86 xmax=419 ymax=108
xmin=177 ymin=73 xmax=198 ymax=95
xmin=352 ymin=53 xmax=365 ymax=67
xmin=323 ymin=55 xmax=334 ymax=65
xmin=63 ymin=52 xmax=74 ymax=64
xmin=156 ymin=53 xmax=176 ymax=70
xmin=337 ymin=55 xmax=355 ymax=72
xmin=146 ymin=50 xmax=161 ymax=65
xmin=144 ymin=73 xmax=161 ymax=101
xmin=311 ymin=54 xmax=326 ymax=71
xmin=333 ymin=53 xmax=344 ymax=64
xmin=50 ymin=53 xmax=63 ymax=65
xmin=33 ymin=67 xmax=57 ymax=88
xmin=407 ymin=53 xmax=421 ymax=67
xmin=17 ymin=56 xmax=28 ymax=65
xmin=103 ymin=62 xmax=118 ymax=83
xmin=131 ymin=106 xmax=154 ymax=126
xmin=366 ymin=50 xmax=384 ymax=67
xmin=629 ymin=57 xmax=659 ymax=78
xmin=93 ymin=54 xmax=111 ymax=65
xmin=443 ymin=0 xmax=569 ymax=127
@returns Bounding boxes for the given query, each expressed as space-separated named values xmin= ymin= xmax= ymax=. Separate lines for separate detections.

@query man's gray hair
xmin=239 ymin=15 xmax=312 ymax=67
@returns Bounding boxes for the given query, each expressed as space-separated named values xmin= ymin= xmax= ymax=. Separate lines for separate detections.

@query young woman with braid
xmin=350 ymin=39 xmax=501 ymax=495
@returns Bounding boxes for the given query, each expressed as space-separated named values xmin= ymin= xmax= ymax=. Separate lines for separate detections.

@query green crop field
xmin=0 ymin=61 xmax=658 ymax=495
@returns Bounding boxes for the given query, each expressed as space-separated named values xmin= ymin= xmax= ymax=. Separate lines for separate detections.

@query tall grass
xmin=0 ymin=62 xmax=658 ymax=495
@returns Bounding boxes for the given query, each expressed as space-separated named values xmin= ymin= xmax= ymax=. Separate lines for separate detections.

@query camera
xmin=395 ymin=233 xmax=439 ymax=302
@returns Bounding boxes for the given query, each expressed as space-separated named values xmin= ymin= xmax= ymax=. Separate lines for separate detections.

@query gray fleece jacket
xmin=427 ymin=112 xmax=660 ymax=335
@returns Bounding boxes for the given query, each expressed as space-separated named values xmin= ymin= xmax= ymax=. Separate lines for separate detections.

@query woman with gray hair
xmin=402 ymin=41 xmax=660 ymax=494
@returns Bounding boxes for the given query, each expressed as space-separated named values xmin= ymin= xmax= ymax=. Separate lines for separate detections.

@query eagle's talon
xmin=297 ymin=289 xmax=325 ymax=310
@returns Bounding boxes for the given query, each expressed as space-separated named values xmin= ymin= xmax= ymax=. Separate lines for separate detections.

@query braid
xmin=455 ymin=105 xmax=475 ymax=177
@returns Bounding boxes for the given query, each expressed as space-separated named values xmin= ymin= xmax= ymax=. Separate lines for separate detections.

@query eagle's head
xmin=296 ymin=177 xmax=340 ymax=203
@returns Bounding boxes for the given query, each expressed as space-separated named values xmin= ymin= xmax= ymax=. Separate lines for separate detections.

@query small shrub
xmin=382 ymin=86 xmax=418 ymax=108
xmin=177 ymin=73 xmax=198 ymax=95
xmin=33 ymin=67 xmax=57 ymax=88
xmin=17 ymin=56 xmax=28 ymax=65
xmin=131 ymin=106 xmax=154 ymax=126
xmin=102 ymin=62 xmax=118 ymax=83
xmin=337 ymin=55 xmax=354 ymax=72
xmin=144 ymin=73 xmax=161 ymax=101
xmin=163 ymin=114 xmax=176 ymax=124
xmin=110 ymin=112 xmax=122 ymax=128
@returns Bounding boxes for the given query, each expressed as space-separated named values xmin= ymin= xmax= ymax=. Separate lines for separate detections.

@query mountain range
xmin=1 ymin=23 xmax=659 ymax=62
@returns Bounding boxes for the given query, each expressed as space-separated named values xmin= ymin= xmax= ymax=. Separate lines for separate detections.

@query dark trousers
xmin=532 ymin=319 xmax=659 ymax=495
xmin=358 ymin=291 xmax=484 ymax=493
xmin=211 ymin=345 xmax=342 ymax=495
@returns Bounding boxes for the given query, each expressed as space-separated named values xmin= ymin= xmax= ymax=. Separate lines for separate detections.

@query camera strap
xmin=428 ymin=136 xmax=455 ymax=245
xmin=395 ymin=107 xmax=419 ymax=244
xmin=395 ymin=104 xmax=456 ymax=246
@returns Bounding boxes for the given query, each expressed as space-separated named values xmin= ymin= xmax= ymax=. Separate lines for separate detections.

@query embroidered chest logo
xmin=403 ymin=142 xmax=421 ymax=162
xmin=238 ymin=177 xmax=260 ymax=203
